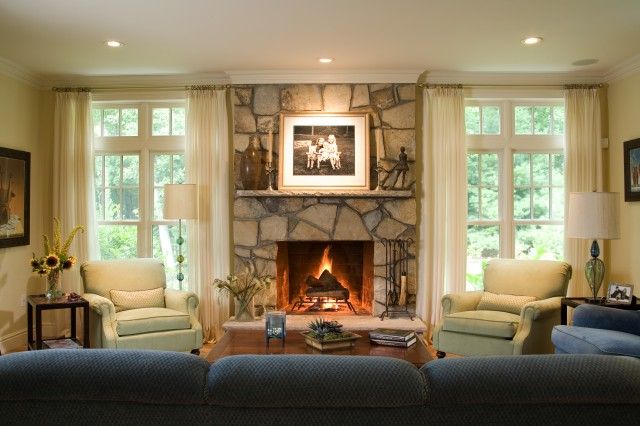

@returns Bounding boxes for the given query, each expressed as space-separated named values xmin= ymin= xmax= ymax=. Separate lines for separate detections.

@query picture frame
xmin=0 ymin=147 xmax=30 ymax=248
xmin=606 ymin=282 xmax=634 ymax=305
xmin=278 ymin=112 xmax=370 ymax=191
xmin=623 ymin=138 xmax=640 ymax=202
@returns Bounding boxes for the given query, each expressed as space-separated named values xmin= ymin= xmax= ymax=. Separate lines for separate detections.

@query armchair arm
xmin=441 ymin=292 xmax=482 ymax=315
xmin=573 ymin=304 xmax=640 ymax=336
xmin=82 ymin=293 xmax=116 ymax=323
xmin=165 ymin=289 xmax=199 ymax=316
xmin=520 ymin=297 xmax=562 ymax=322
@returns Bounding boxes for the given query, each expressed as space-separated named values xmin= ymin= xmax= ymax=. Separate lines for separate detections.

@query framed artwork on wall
xmin=624 ymin=138 xmax=640 ymax=202
xmin=0 ymin=147 xmax=30 ymax=248
xmin=278 ymin=112 xmax=370 ymax=191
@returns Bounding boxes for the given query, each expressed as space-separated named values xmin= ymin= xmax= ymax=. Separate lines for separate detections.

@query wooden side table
xmin=560 ymin=297 xmax=640 ymax=325
xmin=27 ymin=294 xmax=90 ymax=350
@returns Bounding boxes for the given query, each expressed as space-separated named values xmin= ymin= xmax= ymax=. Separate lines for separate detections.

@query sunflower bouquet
xmin=30 ymin=218 xmax=84 ymax=298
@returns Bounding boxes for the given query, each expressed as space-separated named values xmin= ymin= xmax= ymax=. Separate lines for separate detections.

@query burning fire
xmin=317 ymin=245 xmax=333 ymax=276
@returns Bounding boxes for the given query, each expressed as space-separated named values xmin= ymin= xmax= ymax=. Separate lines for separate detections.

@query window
xmin=92 ymin=102 xmax=187 ymax=288
xmin=465 ymin=100 xmax=565 ymax=290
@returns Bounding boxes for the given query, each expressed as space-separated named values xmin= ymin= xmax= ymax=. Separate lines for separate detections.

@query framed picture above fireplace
xmin=278 ymin=112 xmax=370 ymax=191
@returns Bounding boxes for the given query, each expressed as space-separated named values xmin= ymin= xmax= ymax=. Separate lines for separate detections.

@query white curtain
xmin=53 ymin=90 xmax=97 ymax=293
xmin=185 ymin=88 xmax=231 ymax=342
xmin=418 ymin=86 xmax=468 ymax=336
xmin=564 ymin=87 xmax=602 ymax=297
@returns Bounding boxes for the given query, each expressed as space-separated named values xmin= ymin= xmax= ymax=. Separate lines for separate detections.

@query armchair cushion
xmin=552 ymin=325 xmax=640 ymax=357
xmin=442 ymin=310 xmax=520 ymax=338
xmin=477 ymin=292 xmax=536 ymax=315
xmin=116 ymin=308 xmax=191 ymax=336
xmin=110 ymin=287 xmax=165 ymax=312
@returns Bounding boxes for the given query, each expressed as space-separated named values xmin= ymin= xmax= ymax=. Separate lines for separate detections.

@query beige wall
xmin=607 ymin=71 xmax=640 ymax=295
xmin=0 ymin=74 xmax=52 ymax=352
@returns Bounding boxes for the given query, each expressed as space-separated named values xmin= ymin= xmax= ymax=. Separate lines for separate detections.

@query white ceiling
xmin=0 ymin=0 xmax=639 ymax=79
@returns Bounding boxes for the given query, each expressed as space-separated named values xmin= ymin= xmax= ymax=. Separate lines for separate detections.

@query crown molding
xmin=604 ymin=53 xmax=640 ymax=83
xmin=227 ymin=69 xmax=422 ymax=84
xmin=425 ymin=70 xmax=605 ymax=86
xmin=0 ymin=56 xmax=43 ymax=88
xmin=43 ymin=72 xmax=230 ymax=89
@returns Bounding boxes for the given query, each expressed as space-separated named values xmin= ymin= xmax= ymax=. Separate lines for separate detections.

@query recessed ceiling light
xmin=572 ymin=58 xmax=599 ymax=66
xmin=105 ymin=40 xmax=124 ymax=48
xmin=521 ymin=36 xmax=543 ymax=45
xmin=318 ymin=57 xmax=334 ymax=64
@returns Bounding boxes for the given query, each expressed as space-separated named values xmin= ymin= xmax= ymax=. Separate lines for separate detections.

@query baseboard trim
xmin=1 ymin=322 xmax=59 ymax=354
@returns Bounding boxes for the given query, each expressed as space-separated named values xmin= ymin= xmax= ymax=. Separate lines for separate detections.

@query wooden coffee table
xmin=206 ymin=329 xmax=433 ymax=368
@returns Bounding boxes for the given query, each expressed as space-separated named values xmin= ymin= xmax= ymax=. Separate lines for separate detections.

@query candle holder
xmin=375 ymin=160 xmax=385 ymax=191
xmin=266 ymin=310 xmax=286 ymax=346
xmin=265 ymin=161 xmax=275 ymax=191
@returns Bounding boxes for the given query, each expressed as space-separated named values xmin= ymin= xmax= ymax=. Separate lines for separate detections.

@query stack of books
xmin=368 ymin=328 xmax=417 ymax=348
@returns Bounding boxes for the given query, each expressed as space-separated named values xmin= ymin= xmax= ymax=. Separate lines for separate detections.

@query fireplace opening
xmin=276 ymin=241 xmax=374 ymax=315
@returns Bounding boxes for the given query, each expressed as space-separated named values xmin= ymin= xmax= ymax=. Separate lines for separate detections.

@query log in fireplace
xmin=275 ymin=241 xmax=374 ymax=315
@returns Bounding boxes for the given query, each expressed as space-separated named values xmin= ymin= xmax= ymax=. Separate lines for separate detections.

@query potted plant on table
xmin=302 ymin=318 xmax=361 ymax=351
xmin=213 ymin=263 xmax=272 ymax=322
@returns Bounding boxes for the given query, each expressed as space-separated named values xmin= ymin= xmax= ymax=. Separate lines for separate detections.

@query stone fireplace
xmin=276 ymin=241 xmax=374 ymax=314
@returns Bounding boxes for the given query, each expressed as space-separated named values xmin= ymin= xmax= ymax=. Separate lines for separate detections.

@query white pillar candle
xmin=267 ymin=131 xmax=273 ymax=163
xmin=375 ymin=128 xmax=383 ymax=164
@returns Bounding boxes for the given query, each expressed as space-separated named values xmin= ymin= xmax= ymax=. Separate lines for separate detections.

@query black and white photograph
xmin=606 ymin=283 xmax=634 ymax=305
xmin=279 ymin=112 xmax=370 ymax=191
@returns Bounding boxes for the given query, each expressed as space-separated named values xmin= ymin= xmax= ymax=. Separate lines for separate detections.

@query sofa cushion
xmin=476 ymin=291 xmax=536 ymax=315
xmin=111 ymin=287 xmax=165 ymax=312
xmin=552 ymin=325 xmax=640 ymax=357
xmin=442 ymin=310 xmax=520 ymax=338
xmin=116 ymin=307 xmax=190 ymax=336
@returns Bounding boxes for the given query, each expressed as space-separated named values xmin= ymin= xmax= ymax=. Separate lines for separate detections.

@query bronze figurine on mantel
xmin=378 ymin=146 xmax=410 ymax=190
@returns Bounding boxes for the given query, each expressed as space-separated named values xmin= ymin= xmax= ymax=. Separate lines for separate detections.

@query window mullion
xmin=502 ymin=148 xmax=513 ymax=258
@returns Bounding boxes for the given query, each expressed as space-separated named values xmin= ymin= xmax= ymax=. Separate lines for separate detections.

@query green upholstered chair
xmin=80 ymin=258 xmax=203 ymax=353
xmin=433 ymin=259 xmax=572 ymax=357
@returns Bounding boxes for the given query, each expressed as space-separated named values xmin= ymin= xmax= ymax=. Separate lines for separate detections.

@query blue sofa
xmin=552 ymin=303 xmax=640 ymax=357
xmin=0 ymin=349 xmax=639 ymax=425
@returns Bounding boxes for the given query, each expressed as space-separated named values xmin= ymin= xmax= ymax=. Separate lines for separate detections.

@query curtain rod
xmin=417 ymin=83 xmax=605 ymax=89
xmin=52 ymin=84 xmax=231 ymax=92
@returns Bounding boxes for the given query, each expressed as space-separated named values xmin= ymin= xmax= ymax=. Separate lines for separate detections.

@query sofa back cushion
xmin=484 ymin=259 xmax=572 ymax=300
xmin=81 ymin=258 xmax=166 ymax=299
xmin=476 ymin=291 xmax=536 ymax=314
xmin=110 ymin=287 xmax=165 ymax=312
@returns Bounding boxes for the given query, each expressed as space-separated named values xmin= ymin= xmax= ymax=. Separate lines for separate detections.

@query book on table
xmin=370 ymin=336 xmax=417 ymax=348
xmin=368 ymin=328 xmax=416 ymax=342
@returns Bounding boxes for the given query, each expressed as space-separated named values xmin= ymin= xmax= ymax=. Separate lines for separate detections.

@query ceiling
xmin=0 ymin=0 xmax=639 ymax=79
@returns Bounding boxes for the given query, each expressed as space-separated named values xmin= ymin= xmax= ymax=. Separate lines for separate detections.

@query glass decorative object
xmin=265 ymin=310 xmax=286 ymax=345
xmin=241 ymin=135 xmax=263 ymax=190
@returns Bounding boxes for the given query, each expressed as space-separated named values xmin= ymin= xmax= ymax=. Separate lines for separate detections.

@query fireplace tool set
xmin=379 ymin=238 xmax=414 ymax=320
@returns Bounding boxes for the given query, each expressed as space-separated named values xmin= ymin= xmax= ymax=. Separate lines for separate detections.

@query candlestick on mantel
xmin=267 ymin=131 xmax=273 ymax=163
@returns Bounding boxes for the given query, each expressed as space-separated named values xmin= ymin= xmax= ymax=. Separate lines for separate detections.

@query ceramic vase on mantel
xmin=234 ymin=297 xmax=255 ymax=322
xmin=46 ymin=270 xmax=63 ymax=300
xmin=240 ymin=136 xmax=263 ymax=190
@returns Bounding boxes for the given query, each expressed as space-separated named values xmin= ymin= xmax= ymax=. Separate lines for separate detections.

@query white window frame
xmin=93 ymin=101 xmax=186 ymax=260
xmin=466 ymin=98 xmax=564 ymax=260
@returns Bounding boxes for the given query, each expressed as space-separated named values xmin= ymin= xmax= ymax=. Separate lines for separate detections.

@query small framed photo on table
xmin=606 ymin=283 xmax=634 ymax=305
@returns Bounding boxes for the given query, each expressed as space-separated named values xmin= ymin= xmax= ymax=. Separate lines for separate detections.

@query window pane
xmin=153 ymin=224 xmax=188 ymax=289
xmin=553 ymin=106 xmax=565 ymax=135
xmin=152 ymin=108 xmax=171 ymax=136
xmin=532 ymin=154 xmax=550 ymax=186
xmin=465 ymin=106 xmax=480 ymax=135
xmin=514 ymin=106 xmax=532 ymax=135
xmin=120 ymin=108 xmax=138 ymax=136
xmin=98 ymin=225 xmax=138 ymax=260
xmin=552 ymin=154 xmax=564 ymax=186
xmin=467 ymin=153 xmax=479 ymax=185
xmin=103 ymin=108 xmax=119 ymax=136
xmin=534 ymin=106 xmax=551 ymax=135
xmin=154 ymin=187 xmax=165 ymax=220
xmin=172 ymin=107 xmax=186 ymax=136
xmin=515 ymin=224 xmax=564 ymax=260
xmin=122 ymin=155 xmax=139 ymax=185
xmin=466 ymin=225 xmax=500 ymax=291
xmin=105 ymin=188 xmax=121 ymax=220
xmin=480 ymin=153 xmax=499 ymax=186
xmin=481 ymin=187 xmax=499 ymax=220
xmin=551 ymin=188 xmax=564 ymax=220
xmin=94 ymin=156 xmax=104 ymax=188
xmin=513 ymin=153 xmax=530 ymax=186
xmin=482 ymin=106 xmax=500 ymax=135
xmin=533 ymin=187 xmax=550 ymax=219
xmin=92 ymin=109 xmax=102 ymax=137
xmin=95 ymin=189 xmax=104 ymax=220
xmin=154 ymin=154 xmax=171 ymax=185
xmin=122 ymin=188 xmax=139 ymax=220
xmin=467 ymin=187 xmax=479 ymax=220
xmin=514 ymin=188 xmax=531 ymax=219
xmin=172 ymin=154 xmax=185 ymax=184
xmin=105 ymin=155 xmax=121 ymax=186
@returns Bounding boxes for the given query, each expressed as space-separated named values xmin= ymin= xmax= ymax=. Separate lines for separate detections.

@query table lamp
xmin=567 ymin=192 xmax=620 ymax=302
xmin=163 ymin=184 xmax=197 ymax=290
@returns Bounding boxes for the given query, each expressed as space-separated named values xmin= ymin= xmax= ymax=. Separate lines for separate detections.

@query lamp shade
xmin=163 ymin=184 xmax=197 ymax=220
xmin=567 ymin=192 xmax=620 ymax=240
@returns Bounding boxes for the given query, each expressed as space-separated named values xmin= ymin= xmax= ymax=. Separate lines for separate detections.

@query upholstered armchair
xmin=433 ymin=259 xmax=572 ymax=357
xmin=81 ymin=258 xmax=203 ymax=353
